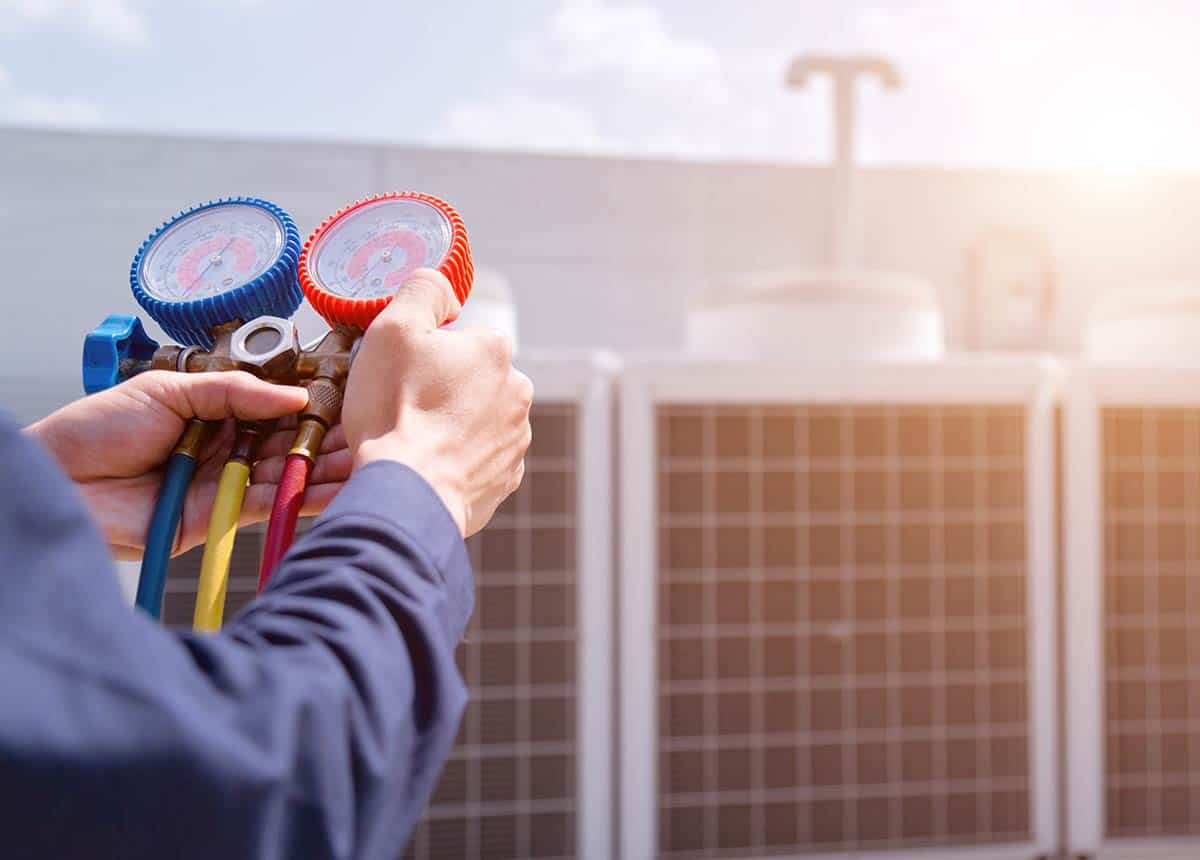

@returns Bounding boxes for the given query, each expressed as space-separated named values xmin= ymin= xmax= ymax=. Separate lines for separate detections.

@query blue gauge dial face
xmin=310 ymin=198 xmax=452 ymax=299
xmin=138 ymin=203 xmax=285 ymax=302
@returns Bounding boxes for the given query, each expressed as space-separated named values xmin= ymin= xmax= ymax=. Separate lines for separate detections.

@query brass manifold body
xmin=134 ymin=318 xmax=359 ymax=462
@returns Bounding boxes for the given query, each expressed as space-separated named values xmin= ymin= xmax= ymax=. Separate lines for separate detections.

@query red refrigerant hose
xmin=257 ymin=453 xmax=312 ymax=590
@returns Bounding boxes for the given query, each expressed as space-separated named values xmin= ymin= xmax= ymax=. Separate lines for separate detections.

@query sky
xmin=2 ymin=0 xmax=1200 ymax=173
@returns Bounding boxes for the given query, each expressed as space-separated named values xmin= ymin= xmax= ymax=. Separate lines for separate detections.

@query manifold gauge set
xmin=83 ymin=192 xmax=474 ymax=628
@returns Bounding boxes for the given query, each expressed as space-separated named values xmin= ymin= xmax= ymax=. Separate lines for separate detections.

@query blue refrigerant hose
xmin=135 ymin=420 xmax=206 ymax=619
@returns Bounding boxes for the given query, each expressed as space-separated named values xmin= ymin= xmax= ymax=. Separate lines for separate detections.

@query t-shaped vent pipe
xmin=786 ymin=54 xmax=901 ymax=268
xmin=685 ymin=55 xmax=943 ymax=360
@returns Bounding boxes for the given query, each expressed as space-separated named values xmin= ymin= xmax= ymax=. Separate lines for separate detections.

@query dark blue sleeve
xmin=0 ymin=416 xmax=473 ymax=860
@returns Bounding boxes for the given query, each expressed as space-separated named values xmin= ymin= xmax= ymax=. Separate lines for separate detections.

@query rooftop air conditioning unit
xmin=620 ymin=271 xmax=1059 ymax=859
xmin=1064 ymin=285 xmax=1200 ymax=859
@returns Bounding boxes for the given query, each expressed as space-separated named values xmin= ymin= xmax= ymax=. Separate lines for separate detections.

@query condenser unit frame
xmin=1064 ymin=363 xmax=1200 ymax=860
xmin=526 ymin=352 xmax=616 ymax=860
xmin=619 ymin=357 xmax=1060 ymax=860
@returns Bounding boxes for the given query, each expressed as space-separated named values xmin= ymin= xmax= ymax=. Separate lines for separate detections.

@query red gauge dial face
xmin=300 ymin=192 xmax=473 ymax=330
xmin=309 ymin=197 xmax=453 ymax=299
xmin=138 ymin=204 xmax=284 ymax=301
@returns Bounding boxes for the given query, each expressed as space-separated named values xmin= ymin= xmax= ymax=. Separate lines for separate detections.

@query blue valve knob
xmin=82 ymin=314 xmax=160 ymax=394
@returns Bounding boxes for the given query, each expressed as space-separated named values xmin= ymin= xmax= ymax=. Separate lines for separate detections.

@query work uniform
xmin=0 ymin=416 xmax=474 ymax=859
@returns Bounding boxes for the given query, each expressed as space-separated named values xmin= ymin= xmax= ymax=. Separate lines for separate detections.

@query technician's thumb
xmin=374 ymin=267 xmax=461 ymax=333
xmin=156 ymin=370 xmax=309 ymax=422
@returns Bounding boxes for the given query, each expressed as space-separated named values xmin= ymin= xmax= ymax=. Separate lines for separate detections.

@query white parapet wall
xmin=11 ymin=126 xmax=1200 ymax=372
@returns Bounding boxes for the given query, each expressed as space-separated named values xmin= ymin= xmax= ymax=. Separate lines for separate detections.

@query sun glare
xmin=1034 ymin=57 xmax=1196 ymax=178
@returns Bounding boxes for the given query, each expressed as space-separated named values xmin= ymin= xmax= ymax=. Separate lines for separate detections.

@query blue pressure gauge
xmin=130 ymin=197 xmax=302 ymax=348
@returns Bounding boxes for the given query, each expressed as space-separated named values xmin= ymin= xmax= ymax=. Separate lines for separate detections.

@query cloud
xmin=514 ymin=0 xmax=731 ymax=113
xmin=0 ymin=66 xmax=104 ymax=126
xmin=431 ymin=0 xmax=823 ymax=162
xmin=841 ymin=1 xmax=1200 ymax=170
xmin=0 ymin=0 xmax=147 ymax=45
xmin=6 ymin=93 xmax=104 ymax=124
xmin=426 ymin=0 xmax=1200 ymax=170
xmin=83 ymin=0 xmax=146 ymax=44
xmin=434 ymin=92 xmax=619 ymax=154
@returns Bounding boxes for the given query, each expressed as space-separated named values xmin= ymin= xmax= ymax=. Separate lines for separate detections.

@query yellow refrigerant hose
xmin=193 ymin=423 xmax=263 ymax=631
xmin=193 ymin=460 xmax=250 ymax=631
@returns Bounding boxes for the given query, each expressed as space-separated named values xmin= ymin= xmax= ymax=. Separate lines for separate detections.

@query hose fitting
xmin=229 ymin=420 xmax=269 ymax=464
xmin=289 ymin=377 xmax=342 ymax=460
xmin=173 ymin=419 xmax=208 ymax=458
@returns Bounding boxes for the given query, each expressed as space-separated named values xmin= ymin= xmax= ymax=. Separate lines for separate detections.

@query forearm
xmin=248 ymin=460 xmax=474 ymax=644
xmin=170 ymin=461 xmax=475 ymax=856
xmin=1 ymin=443 xmax=474 ymax=859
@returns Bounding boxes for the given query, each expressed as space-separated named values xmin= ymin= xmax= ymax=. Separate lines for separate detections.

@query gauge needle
xmin=347 ymin=245 xmax=399 ymax=297
xmin=187 ymin=236 xmax=237 ymax=294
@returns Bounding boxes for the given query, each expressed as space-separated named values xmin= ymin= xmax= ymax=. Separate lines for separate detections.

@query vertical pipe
xmin=785 ymin=55 xmax=900 ymax=269
xmin=830 ymin=72 xmax=855 ymax=269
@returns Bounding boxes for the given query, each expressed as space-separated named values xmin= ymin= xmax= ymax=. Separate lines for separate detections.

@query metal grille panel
xmin=406 ymin=403 xmax=580 ymax=860
xmin=655 ymin=403 xmax=1031 ymax=856
xmin=1102 ymin=406 xmax=1200 ymax=838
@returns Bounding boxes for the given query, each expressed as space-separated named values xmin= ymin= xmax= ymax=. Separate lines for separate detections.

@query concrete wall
xmin=4 ymin=125 xmax=1200 ymax=418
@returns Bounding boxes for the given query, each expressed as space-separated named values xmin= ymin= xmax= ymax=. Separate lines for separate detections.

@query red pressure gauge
xmin=299 ymin=192 xmax=473 ymax=330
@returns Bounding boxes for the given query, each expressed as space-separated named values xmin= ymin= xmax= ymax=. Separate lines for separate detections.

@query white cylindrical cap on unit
xmin=686 ymin=268 xmax=944 ymax=360
xmin=453 ymin=267 xmax=519 ymax=352
xmin=1086 ymin=283 xmax=1200 ymax=362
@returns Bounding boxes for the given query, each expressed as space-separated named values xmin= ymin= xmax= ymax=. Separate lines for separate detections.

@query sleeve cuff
xmin=310 ymin=460 xmax=474 ymax=640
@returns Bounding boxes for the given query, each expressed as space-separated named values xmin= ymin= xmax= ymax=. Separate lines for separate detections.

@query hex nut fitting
xmin=229 ymin=316 xmax=300 ymax=378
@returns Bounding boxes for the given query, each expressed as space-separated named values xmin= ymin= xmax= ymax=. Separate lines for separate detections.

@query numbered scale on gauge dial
xmin=300 ymin=192 xmax=473 ymax=330
xmin=139 ymin=204 xmax=283 ymax=301
xmin=130 ymin=198 xmax=302 ymax=347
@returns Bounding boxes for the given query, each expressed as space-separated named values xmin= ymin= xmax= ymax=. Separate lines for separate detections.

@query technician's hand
xmin=344 ymin=268 xmax=533 ymax=537
xmin=27 ymin=371 xmax=353 ymax=560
